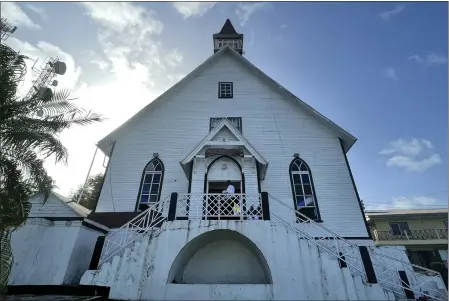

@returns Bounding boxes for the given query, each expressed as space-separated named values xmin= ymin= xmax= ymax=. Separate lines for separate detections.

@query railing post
xmin=374 ymin=230 xmax=379 ymax=241
xmin=261 ymin=192 xmax=270 ymax=220
xmin=435 ymin=229 xmax=440 ymax=239
xmin=404 ymin=230 xmax=409 ymax=240
xmin=167 ymin=192 xmax=178 ymax=221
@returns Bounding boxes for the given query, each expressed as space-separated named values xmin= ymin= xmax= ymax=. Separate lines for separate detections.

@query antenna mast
xmin=0 ymin=18 xmax=17 ymax=42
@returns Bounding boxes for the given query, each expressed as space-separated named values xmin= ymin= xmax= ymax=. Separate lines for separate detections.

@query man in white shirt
xmin=222 ymin=180 xmax=236 ymax=216
xmin=225 ymin=180 xmax=235 ymax=194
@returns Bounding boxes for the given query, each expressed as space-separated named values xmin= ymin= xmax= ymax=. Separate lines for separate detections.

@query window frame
xmin=218 ymin=82 xmax=233 ymax=99
xmin=209 ymin=117 xmax=242 ymax=133
xmin=389 ymin=222 xmax=410 ymax=235
xmin=289 ymin=158 xmax=322 ymax=222
xmin=135 ymin=158 xmax=164 ymax=212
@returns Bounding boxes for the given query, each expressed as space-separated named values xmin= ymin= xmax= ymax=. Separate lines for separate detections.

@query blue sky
xmin=2 ymin=1 xmax=447 ymax=210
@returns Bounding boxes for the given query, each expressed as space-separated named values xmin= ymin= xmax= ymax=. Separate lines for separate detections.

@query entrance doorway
xmin=205 ymin=156 xmax=243 ymax=220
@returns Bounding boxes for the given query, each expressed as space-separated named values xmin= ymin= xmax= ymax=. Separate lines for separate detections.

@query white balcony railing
xmin=175 ymin=193 xmax=263 ymax=220
xmin=374 ymin=229 xmax=449 ymax=241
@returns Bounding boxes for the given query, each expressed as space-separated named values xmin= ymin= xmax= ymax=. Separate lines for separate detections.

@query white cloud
xmin=382 ymin=67 xmax=398 ymax=81
xmin=172 ymin=2 xmax=216 ymax=19
xmin=26 ymin=4 xmax=48 ymax=20
xmin=378 ymin=5 xmax=406 ymax=21
xmin=366 ymin=195 xmax=445 ymax=210
xmin=235 ymin=2 xmax=270 ymax=26
xmin=90 ymin=59 xmax=109 ymax=71
xmin=1 ymin=2 xmax=41 ymax=30
xmin=379 ymin=138 xmax=441 ymax=172
xmin=165 ymin=49 xmax=183 ymax=68
xmin=409 ymin=53 xmax=448 ymax=67
xmin=386 ymin=154 xmax=442 ymax=172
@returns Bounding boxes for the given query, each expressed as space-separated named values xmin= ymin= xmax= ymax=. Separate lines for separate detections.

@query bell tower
xmin=213 ymin=19 xmax=244 ymax=55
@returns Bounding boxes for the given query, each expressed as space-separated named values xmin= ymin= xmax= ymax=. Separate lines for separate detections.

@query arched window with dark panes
xmin=136 ymin=158 xmax=164 ymax=211
xmin=289 ymin=158 xmax=321 ymax=222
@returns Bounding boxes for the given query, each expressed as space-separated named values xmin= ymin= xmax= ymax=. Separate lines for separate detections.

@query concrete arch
xmin=167 ymin=229 xmax=272 ymax=284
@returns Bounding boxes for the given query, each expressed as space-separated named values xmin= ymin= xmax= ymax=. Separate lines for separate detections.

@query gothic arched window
xmin=289 ymin=158 xmax=321 ymax=222
xmin=136 ymin=158 xmax=164 ymax=211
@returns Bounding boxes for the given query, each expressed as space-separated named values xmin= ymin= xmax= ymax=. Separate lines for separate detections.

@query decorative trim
xmin=339 ymin=138 xmax=373 ymax=240
xmin=134 ymin=158 xmax=165 ymax=212
xmin=288 ymin=157 xmax=322 ymax=222
xmin=94 ymin=140 xmax=116 ymax=212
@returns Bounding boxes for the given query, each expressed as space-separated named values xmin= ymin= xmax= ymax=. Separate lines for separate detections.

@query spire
xmin=213 ymin=19 xmax=244 ymax=55
xmin=218 ymin=19 xmax=238 ymax=35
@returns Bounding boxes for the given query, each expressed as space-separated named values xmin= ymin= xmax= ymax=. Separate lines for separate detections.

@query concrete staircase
xmin=80 ymin=194 xmax=448 ymax=301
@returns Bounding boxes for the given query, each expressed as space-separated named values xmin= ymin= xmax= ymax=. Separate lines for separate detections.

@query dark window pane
xmin=300 ymin=162 xmax=308 ymax=171
xmin=301 ymin=174 xmax=310 ymax=184
xmin=292 ymin=174 xmax=301 ymax=183
xmin=398 ymin=222 xmax=409 ymax=230
xmin=303 ymin=184 xmax=312 ymax=195
xmin=390 ymin=224 xmax=401 ymax=235
xmin=149 ymin=195 xmax=159 ymax=202
xmin=150 ymin=184 xmax=159 ymax=194
xmin=294 ymin=185 xmax=303 ymax=195
xmin=291 ymin=162 xmax=300 ymax=171
xmin=140 ymin=195 xmax=149 ymax=203
xmin=144 ymin=174 xmax=153 ymax=183
xmin=141 ymin=184 xmax=150 ymax=194
xmin=153 ymin=173 xmax=161 ymax=183
xmin=296 ymin=196 xmax=305 ymax=207
xmin=154 ymin=161 xmax=162 ymax=171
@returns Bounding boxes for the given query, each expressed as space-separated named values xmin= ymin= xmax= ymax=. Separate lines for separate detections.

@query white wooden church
xmin=9 ymin=19 xmax=448 ymax=301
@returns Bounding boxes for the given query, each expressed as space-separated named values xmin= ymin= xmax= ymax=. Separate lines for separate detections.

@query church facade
xmin=9 ymin=20 xmax=447 ymax=301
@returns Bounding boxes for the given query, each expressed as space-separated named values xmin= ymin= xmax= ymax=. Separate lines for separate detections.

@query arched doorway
xmin=204 ymin=156 xmax=244 ymax=220
xmin=167 ymin=230 xmax=272 ymax=284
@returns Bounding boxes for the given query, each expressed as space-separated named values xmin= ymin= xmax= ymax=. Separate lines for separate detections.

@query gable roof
xmin=46 ymin=191 xmax=91 ymax=218
xmin=181 ymin=118 xmax=268 ymax=165
xmin=97 ymin=46 xmax=357 ymax=154
xmin=179 ymin=118 xmax=268 ymax=179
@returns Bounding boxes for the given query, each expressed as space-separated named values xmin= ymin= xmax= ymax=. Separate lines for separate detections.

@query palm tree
xmin=0 ymin=43 xmax=103 ymax=293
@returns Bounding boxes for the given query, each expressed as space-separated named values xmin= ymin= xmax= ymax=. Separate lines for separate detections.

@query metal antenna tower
xmin=1 ymin=18 xmax=17 ymax=41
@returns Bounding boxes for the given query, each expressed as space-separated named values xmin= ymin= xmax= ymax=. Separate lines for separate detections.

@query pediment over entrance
xmin=179 ymin=118 xmax=268 ymax=179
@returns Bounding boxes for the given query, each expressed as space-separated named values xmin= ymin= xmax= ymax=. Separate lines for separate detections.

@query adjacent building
xmin=366 ymin=208 xmax=448 ymax=288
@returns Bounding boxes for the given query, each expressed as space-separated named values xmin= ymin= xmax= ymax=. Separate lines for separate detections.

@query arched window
xmin=289 ymin=158 xmax=321 ymax=222
xmin=136 ymin=158 xmax=164 ymax=211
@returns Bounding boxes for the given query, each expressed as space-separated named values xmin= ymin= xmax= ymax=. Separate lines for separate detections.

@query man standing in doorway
xmin=222 ymin=180 xmax=236 ymax=216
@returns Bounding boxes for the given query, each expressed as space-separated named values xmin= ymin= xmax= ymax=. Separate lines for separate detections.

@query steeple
xmin=213 ymin=19 xmax=244 ymax=55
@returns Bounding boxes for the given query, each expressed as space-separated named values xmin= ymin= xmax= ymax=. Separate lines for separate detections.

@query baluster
xmin=435 ymin=229 xmax=440 ymax=239
xmin=205 ymin=194 xmax=208 ymax=220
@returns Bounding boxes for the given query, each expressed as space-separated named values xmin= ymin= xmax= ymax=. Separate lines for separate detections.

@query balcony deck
xmin=373 ymin=229 xmax=448 ymax=246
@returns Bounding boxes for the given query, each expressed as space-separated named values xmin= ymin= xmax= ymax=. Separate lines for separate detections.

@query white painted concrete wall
xmin=95 ymin=51 xmax=368 ymax=238
xmin=81 ymin=220 xmax=385 ymax=300
xmin=64 ymin=226 xmax=103 ymax=284
xmin=9 ymin=219 xmax=80 ymax=285
xmin=9 ymin=219 xmax=103 ymax=285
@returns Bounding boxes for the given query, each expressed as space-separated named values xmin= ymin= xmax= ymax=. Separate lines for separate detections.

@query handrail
xmin=99 ymin=196 xmax=170 ymax=265
xmin=268 ymin=193 xmax=447 ymax=301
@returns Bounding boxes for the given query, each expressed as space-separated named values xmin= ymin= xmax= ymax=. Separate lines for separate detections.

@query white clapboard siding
xmin=96 ymin=51 xmax=368 ymax=237
xmin=29 ymin=193 xmax=81 ymax=218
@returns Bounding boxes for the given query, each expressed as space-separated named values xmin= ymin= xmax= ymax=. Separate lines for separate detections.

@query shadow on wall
xmin=167 ymin=229 xmax=272 ymax=284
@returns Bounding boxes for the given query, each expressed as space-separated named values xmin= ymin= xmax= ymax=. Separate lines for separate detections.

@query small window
xmin=390 ymin=222 xmax=409 ymax=235
xmin=218 ymin=82 xmax=233 ymax=98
